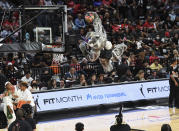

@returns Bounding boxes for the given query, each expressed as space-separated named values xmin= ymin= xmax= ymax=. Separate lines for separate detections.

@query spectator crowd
xmin=0 ymin=0 xmax=178 ymax=92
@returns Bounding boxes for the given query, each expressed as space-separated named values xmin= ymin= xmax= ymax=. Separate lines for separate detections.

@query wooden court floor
xmin=37 ymin=106 xmax=179 ymax=131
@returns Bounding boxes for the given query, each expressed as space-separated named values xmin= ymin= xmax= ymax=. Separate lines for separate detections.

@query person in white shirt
xmin=18 ymin=82 xmax=35 ymax=107
xmin=21 ymin=72 xmax=33 ymax=86
xmin=18 ymin=82 xmax=35 ymax=116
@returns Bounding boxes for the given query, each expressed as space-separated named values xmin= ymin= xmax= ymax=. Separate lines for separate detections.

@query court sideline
xmin=36 ymin=106 xmax=179 ymax=131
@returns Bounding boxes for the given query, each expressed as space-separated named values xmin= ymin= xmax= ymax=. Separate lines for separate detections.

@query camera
xmin=115 ymin=105 xmax=123 ymax=125
xmin=110 ymin=104 xmax=131 ymax=131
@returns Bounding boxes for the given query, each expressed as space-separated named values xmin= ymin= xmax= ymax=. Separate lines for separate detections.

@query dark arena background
xmin=0 ymin=0 xmax=179 ymax=131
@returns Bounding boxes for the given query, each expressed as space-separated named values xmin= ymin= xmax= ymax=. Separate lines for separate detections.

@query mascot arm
xmin=87 ymin=12 xmax=107 ymax=39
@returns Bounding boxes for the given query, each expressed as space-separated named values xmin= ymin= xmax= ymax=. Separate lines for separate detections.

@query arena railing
xmin=31 ymin=62 xmax=102 ymax=80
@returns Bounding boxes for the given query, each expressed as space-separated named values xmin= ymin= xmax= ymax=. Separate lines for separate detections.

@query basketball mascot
xmin=79 ymin=12 xmax=127 ymax=73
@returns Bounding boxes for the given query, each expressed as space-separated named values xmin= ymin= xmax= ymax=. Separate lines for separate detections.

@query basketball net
xmin=53 ymin=53 xmax=61 ymax=65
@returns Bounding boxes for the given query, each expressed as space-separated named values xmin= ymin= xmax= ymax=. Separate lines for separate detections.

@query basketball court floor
xmin=37 ymin=106 xmax=179 ymax=131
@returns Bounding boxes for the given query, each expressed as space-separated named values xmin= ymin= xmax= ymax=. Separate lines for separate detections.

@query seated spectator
xmin=102 ymin=0 xmax=112 ymax=7
xmin=4 ymin=63 xmax=18 ymax=84
xmin=97 ymin=74 xmax=105 ymax=84
xmin=149 ymin=51 xmax=158 ymax=64
xmin=79 ymin=74 xmax=87 ymax=86
xmin=75 ymin=122 xmax=84 ymax=131
xmin=173 ymin=50 xmax=179 ymax=61
xmin=172 ymin=33 xmax=178 ymax=46
xmin=21 ymin=104 xmax=36 ymax=131
xmin=148 ymin=70 xmax=159 ymax=80
xmin=161 ymin=124 xmax=172 ymax=131
xmin=17 ymin=82 xmax=35 ymax=110
xmin=120 ymin=69 xmax=133 ymax=82
xmin=117 ymin=58 xmax=129 ymax=79
xmin=93 ymin=0 xmax=102 ymax=7
xmin=88 ymin=74 xmax=97 ymax=86
xmin=0 ymin=0 xmax=11 ymax=10
xmin=48 ymin=79 xmax=59 ymax=90
xmin=80 ymin=58 xmax=88 ymax=69
xmin=67 ymin=15 xmax=77 ymax=31
xmin=150 ymin=59 xmax=163 ymax=71
xmin=49 ymin=62 xmax=60 ymax=75
xmin=0 ymin=23 xmax=12 ymax=43
xmin=108 ymin=71 xmax=118 ymax=83
xmin=21 ymin=72 xmax=33 ymax=86
xmin=8 ymin=108 xmax=32 ymax=131
xmin=135 ymin=70 xmax=145 ymax=81
xmin=153 ymin=35 xmax=161 ymax=47
xmin=40 ymin=70 xmax=51 ymax=88
xmin=44 ymin=0 xmax=53 ymax=5
xmin=60 ymin=78 xmax=66 ymax=89
xmin=65 ymin=67 xmax=78 ymax=81
xmin=28 ymin=80 xmax=40 ymax=92
xmin=128 ymin=54 xmax=136 ymax=67
xmin=74 ymin=14 xmax=86 ymax=29
xmin=31 ymin=54 xmax=42 ymax=68
xmin=70 ymin=57 xmax=81 ymax=71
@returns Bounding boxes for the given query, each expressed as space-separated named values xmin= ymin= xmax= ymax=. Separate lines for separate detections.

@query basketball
xmin=85 ymin=13 xmax=95 ymax=23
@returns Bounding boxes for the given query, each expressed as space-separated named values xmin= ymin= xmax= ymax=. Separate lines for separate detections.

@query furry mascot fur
xmin=80 ymin=12 xmax=127 ymax=73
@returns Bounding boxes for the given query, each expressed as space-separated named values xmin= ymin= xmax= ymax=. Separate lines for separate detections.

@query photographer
xmin=21 ymin=104 xmax=36 ymax=131
xmin=75 ymin=122 xmax=84 ymax=131
xmin=110 ymin=106 xmax=130 ymax=131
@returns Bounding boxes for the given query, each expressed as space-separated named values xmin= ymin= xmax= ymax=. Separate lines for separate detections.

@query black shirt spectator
xmin=120 ymin=69 xmax=133 ymax=82
xmin=148 ymin=70 xmax=159 ymax=80
xmin=97 ymin=74 xmax=105 ymax=84
xmin=117 ymin=58 xmax=129 ymax=79
xmin=21 ymin=104 xmax=36 ymax=130
xmin=0 ymin=69 xmax=7 ymax=94
xmin=0 ymin=111 xmax=8 ymax=129
xmin=79 ymin=74 xmax=88 ymax=86
xmin=8 ymin=119 xmax=32 ymax=131
xmin=8 ymin=109 xmax=32 ymax=131
xmin=25 ymin=118 xmax=36 ymax=130
xmin=110 ymin=124 xmax=130 ymax=131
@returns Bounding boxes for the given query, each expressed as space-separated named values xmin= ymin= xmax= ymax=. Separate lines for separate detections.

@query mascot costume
xmin=79 ymin=12 xmax=127 ymax=73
